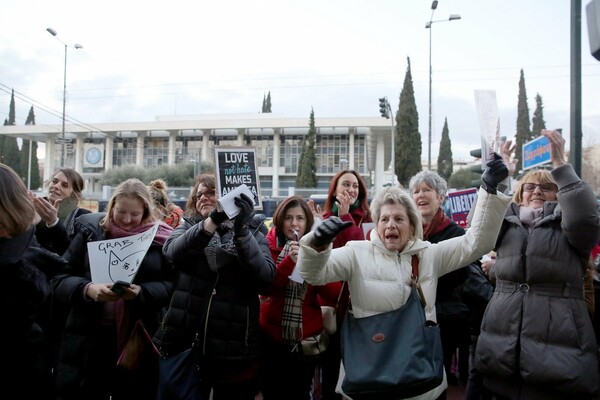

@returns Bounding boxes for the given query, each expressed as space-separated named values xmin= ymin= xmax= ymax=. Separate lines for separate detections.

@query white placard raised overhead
xmin=87 ymin=223 xmax=159 ymax=283
xmin=474 ymin=90 xmax=501 ymax=167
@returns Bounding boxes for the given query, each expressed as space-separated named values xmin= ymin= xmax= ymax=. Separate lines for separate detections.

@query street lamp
xmin=426 ymin=1 xmax=461 ymax=170
xmin=46 ymin=27 xmax=83 ymax=167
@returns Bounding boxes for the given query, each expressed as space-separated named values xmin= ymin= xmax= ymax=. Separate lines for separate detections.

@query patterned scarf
xmin=280 ymin=240 xmax=307 ymax=345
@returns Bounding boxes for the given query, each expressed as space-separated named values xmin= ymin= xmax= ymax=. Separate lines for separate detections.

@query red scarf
xmin=422 ymin=208 xmax=452 ymax=241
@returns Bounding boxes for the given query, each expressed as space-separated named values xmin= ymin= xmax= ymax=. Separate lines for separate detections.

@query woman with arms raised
xmin=297 ymin=157 xmax=510 ymax=400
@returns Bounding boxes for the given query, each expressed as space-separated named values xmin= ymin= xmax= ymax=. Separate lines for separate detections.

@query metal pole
xmin=390 ymin=102 xmax=395 ymax=185
xmin=570 ymin=0 xmax=582 ymax=177
xmin=428 ymin=24 xmax=433 ymax=171
xmin=61 ymin=43 xmax=67 ymax=167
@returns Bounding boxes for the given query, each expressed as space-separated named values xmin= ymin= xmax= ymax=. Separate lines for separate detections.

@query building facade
xmin=0 ymin=113 xmax=396 ymax=198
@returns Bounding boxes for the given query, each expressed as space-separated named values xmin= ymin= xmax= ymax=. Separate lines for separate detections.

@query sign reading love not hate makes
xmin=214 ymin=146 xmax=263 ymax=210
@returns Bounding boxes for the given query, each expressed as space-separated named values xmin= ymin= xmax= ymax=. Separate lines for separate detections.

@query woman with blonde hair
xmin=148 ymin=178 xmax=183 ymax=228
xmin=476 ymin=130 xmax=600 ymax=399
xmin=51 ymin=178 xmax=174 ymax=400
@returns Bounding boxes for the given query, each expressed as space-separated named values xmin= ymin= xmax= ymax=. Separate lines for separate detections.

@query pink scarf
xmin=107 ymin=221 xmax=173 ymax=245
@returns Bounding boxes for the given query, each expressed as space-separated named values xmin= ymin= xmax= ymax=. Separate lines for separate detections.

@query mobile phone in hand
xmin=111 ymin=280 xmax=131 ymax=296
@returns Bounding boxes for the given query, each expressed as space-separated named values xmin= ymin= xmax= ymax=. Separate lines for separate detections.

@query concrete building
xmin=0 ymin=113 xmax=397 ymax=197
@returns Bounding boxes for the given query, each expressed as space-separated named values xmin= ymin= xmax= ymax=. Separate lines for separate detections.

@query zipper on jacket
xmin=202 ymin=273 xmax=219 ymax=355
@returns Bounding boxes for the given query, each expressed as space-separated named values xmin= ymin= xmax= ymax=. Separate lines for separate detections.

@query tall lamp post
xmin=47 ymin=27 xmax=83 ymax=167
xmin=426 ymin=1 xmax=461 ymax=170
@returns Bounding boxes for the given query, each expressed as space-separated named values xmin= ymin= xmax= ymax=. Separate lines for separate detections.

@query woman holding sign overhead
xmin=51 ymin=178 xmax=174 ymax=400
xmin=154 ymin=173 xmax=275 ymax=400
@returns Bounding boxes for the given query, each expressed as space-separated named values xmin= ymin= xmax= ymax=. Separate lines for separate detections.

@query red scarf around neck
xmin=422 ymin=208 xmax=452 ymax=241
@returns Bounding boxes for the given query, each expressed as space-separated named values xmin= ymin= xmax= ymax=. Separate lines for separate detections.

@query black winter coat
xmin=0 ymin=227 xmax=66 ymax=399
xmin=51 ymin=213 xmax=174 ymax=399
xmin=153 ymin=216 xmax=275 ymax=375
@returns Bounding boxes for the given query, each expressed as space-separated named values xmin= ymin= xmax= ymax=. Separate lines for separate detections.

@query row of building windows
xmin=72 ymin=133 xmax=368 ymax=177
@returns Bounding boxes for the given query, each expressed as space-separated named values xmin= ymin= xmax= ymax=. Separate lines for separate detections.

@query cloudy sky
xmin=1 ymin=0 xmax=599 ymax=161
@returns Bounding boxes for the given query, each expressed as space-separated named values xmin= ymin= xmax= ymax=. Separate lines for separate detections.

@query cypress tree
xmin=261 ymin=94 xmax=267 ymax=112
xmin=514 ymin=69 xmax=532 ymax=176
xmin=21 ymin=107 xmax=42 ymax=189
xmin=531 ymin=93 xmax=546 ymax=138
xmin=295 ymin=108 xmax=317 ymax=188
xmin=266 ymin=91 xmax=272 ymax=113
xmin=437 ymin=118 xmax=453 ymax=182
xmin=396 ymin=57 xmax=422 ymax=187
xmin=1 ymin=89 xmax=21 ymax=174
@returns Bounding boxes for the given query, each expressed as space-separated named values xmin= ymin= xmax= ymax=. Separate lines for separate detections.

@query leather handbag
xmin=340 ymin=255 xmax=444 ymax=400
xmin=117 ymin=319 xmax=159 ymax=370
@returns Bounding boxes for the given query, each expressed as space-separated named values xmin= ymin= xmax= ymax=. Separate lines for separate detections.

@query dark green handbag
xmin=340 ymin=255 xmax=444 ymax=400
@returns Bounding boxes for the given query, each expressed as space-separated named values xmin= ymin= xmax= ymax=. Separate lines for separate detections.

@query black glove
xmin=234 ymin=193 xmax=255 ymax=237
xmin=481 ymin=152 xmax=509 ymax=195
xmin=311 ymin=216 xmax=353 ymax=248
xmin=209 ymin=208 xmax=228 ymax=226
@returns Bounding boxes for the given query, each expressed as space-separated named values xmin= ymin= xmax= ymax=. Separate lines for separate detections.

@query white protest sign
xmin=474 ymin=90 xmax=501 ymax=167
xmin=217 ymin=183 xmax=256 ymax=219
xmin=87 ymin=223 xmax=159 ymax=283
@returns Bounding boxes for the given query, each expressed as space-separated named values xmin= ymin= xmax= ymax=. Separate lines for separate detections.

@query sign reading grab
xmin=522 ymin=135 xmax=551 ymax=170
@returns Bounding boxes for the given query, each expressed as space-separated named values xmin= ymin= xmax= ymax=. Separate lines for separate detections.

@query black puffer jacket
xmin=51 ymin=213 xmax=174 ymax=398
xmin=0 ymin=227 xmax=65 ymax=399
xmin=153 ymin=216 xmax=275 ymax=371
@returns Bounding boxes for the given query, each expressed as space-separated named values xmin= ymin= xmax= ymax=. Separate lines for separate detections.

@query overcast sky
xmin=1 ymin=0 xmax=599 ymax=161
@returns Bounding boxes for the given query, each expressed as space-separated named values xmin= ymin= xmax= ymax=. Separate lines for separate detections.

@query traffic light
xmin=379 ymin=97 xmax=389 ymax=119
xmin=470 ymin=148 xmax=483 ymax=188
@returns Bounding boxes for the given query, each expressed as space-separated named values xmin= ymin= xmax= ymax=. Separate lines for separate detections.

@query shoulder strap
xmin=411 ymin=254 xmax=419 ymax=282
xmin=410 ymin=255 xmax=427 ymax=307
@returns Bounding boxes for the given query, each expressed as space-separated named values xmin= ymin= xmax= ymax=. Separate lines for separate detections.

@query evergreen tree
xmin=295 ymin=108 xmax=317 ymax=187
xmin=261 ymin=91 xmax=272 ymax=113
xmin=1 ymin=89 xmax=21 ymax=174
xmin=395 ymin=57 xmax=422 ymax=187
xmin=265 ymin=91 xmax=272 ymax=113
xmin=531 ymin=93 xmax=546 ymax=138
xmin=436 ymin=117 xmax=453 ymax=182
xmin=514 ymin=69 xmax=532 ymax=176
xmin=21 ymin=107 xmax=42 ymax=189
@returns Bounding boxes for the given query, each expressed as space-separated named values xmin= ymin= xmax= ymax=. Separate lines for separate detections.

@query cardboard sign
xmin=214 ymin=146 xmax=262 ymax=210
xmin=87 ymin=223 xmax=159 ymax=283
xmin=522 ymin=135 xmax=552 ymax=170
xmin=474 ymin=90 xmax=501 ymax=167
xmin=447 ymin=188 xmax=478 ymax=228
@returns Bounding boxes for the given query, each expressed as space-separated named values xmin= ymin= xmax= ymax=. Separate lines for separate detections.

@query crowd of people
xmin=2 ymin=129 xmax=599 ymax=400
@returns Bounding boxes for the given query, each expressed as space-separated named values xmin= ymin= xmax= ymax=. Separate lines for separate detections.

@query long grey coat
xmin=475 ymin=163 xmax=600 ymax=399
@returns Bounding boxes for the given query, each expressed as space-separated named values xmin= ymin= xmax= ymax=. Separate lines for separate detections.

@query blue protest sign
xmin=522 ymin=136 xmax=551 ymax=170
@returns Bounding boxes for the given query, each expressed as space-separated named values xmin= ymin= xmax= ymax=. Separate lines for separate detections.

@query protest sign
xmin=87 ymin=223 xmax=159 ymax=283
xmin=214 ymin=146 xmax=263 ymax=210
xmin=447 ymin=188 xmax=478 ymax=228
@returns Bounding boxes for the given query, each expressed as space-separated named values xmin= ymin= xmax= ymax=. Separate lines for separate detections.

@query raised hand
xmin=311 ymin=216 xmax=353 ymax=249
xmin=234 ymin=193 xmax=255 ymax=236
xmin=500 ymin=139 xmax=518 ymax=176
xmin=481 ymin=153 xmax=509 ymax=195
xmin=541 ymin=129 xmax=566 ymax=168
xmin=208 ymin=208 xmax=228 ymax=226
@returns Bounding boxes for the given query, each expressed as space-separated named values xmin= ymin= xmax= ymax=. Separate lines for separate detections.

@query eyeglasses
xmin=522 ymin=183 xmax=557 ymax=193
xmin=194 ymin=189 xmax=215 ymax=201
